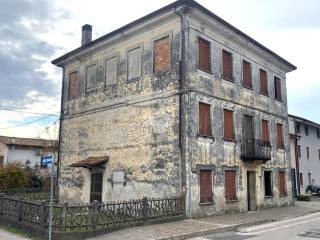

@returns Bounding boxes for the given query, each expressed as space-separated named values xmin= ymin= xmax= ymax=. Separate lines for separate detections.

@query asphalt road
xmin=190 ymin=212 xmax=320 ymax=240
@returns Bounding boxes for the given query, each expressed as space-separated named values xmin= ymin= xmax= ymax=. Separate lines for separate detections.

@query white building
xmin=289 ymin=115 xmax=320 ymax=194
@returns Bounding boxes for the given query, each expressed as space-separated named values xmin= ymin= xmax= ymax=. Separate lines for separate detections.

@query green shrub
xmin=297 ymin=194 xmax=312 ymax=201
xmin=0 ymin=162 xmax=28 ymax=190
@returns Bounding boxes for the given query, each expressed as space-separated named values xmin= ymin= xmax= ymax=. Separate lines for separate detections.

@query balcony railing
xmin=241 ymin=139 xmax=271 ymax=162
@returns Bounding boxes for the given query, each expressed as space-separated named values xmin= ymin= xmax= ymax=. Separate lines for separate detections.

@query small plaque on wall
xmin=111 ymin=170 xmax=126 ymax=187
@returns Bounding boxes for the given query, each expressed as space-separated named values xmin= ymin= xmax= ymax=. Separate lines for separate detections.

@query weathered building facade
xmin=53 ymin=0 xmax=296 ymax=217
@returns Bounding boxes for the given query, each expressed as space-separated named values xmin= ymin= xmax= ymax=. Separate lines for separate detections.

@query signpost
xmin=42 ymin=155 xmax=54 ymax=240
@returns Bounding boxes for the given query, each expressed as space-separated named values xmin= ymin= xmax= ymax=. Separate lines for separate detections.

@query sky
xmin=0 ymin=0 xmax=319 ymax=139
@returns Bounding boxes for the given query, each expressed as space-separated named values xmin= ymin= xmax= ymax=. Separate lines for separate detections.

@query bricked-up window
xmin=0 ymin=156 xmax=3 ymax=166
xmin=154 ymin=36 xmax=170 ymax=73
xmin=105 ymin=57 xmax=118 ymax=86
xmin=224 ymin=109 xmax=234 ymax=140
xmin=260 ymin=69 xmax=268 ymax=95
xmin=317 ymin=129 xmax=320 ymax=139
xmin=222 ymin=50 xmax=233 ymax=80
xmin=277 ymin=123 xmax=284 ymax=149
xmin=225 ymin=170 xmax=237 ymax=201
xmin=261 ymin=120 xmax=270 ymax=143
xmin=300 ymin=172 xmax=303 ymax=185
xmin=242 ymin=60 xmax=252 ymax=89
xmin=279 ymin=171 xmax=287 ymax=196
xmin=86 ymin=65 xmax=96 ymax=93
xmin=68 ymin=71 xmax=78 ymax=100
xmin=296 ymin=124 xmax=300 ymax=134
xmin=264 ymin=171 xmax=273 ymax=197
xmin=127 ymin=47 xmax=142 ymax=81
xmin=274 ymin=76 xmax=282 ymax=101
xmin=199 ymin=170 xmax=213 ymax=203
xmin=298 ymin=145 xmax=301 ymax=158
xmin=198 ymin=38 xmax=211 ymax=72
xmin=305 ymin=125 xmax=309 ymax=136
xmin=306 ymin=147 xmax=310 ymax=159
xmin=199 ymin=102 xmax=212 ymax=136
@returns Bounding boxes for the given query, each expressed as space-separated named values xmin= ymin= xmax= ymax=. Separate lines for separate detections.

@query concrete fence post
xmin=40 ymin=200 xmax=46 ymax=229
xmin=91 ymin=200 xmax=98 ymax=230
xmin=62 ymin=202 xmax=68 ymax=232
xmin=142 ymin=197 xmax=148 ymax=220
xmin=17 ymin=197 xmax=22 ymax=221
xmin=0 ymin=193 xmax=3 ymax=216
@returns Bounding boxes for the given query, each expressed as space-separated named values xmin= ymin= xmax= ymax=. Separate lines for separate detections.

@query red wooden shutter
xmin=261 ymin=120 xmax=269 ymax=142
xmin=279 ymin=171 xmax=286 ymax=195
xmin=224 ymin=109 xmax=234 ymax=140
xmin=277 ymin=123 xmax=284 ymax=148
xmin=242 ymin=60 xmax=252 ymax=88
xmin=260 ymin=69 xmax=268 ymax=95
xmin=200 ymin=170 xmax=213 ymax=203
xmin=225 ymin=170 xmax=237 ymax=201
xmin=154 ymin=36 xmax=170 ymax=73
xmin=199 ymin=102 xmax=212 ymax=136
xmin=198 ymin=38 xmax=211 ymax=72
xmin=69 ymin=72 xmax=78 ymax=100
xmin=274 ymin=77 xmax=282 ymax=100
xmin=222 ymin=50 xmax=233 ymax=80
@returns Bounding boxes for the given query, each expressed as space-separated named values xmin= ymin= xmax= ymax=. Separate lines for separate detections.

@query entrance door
xmin=90 ymin=172 xmax=103 ymax=202
xmin=243 ymin=115 xmax=254 ymax=156
xmin=247 ymin=171 xmax=257 ymax=211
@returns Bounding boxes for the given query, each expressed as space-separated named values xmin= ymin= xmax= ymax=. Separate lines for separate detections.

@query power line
xmin=0 ymin=115 xmax=60 ymax=130
xmin=0 ymin=108 xmax=60 ymax=116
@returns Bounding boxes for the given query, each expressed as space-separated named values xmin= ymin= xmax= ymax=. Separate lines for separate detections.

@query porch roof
xmin=70 ymin=156 xmax=109 ymax=168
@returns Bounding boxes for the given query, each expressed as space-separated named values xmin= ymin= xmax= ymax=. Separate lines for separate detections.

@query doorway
xmin=243 ymin=115 xmax=254 ymax=155
xmin=247 ymin=171 xmax=257 ymax=211
xmin=90 ymin=171 xmax=103 ymax=202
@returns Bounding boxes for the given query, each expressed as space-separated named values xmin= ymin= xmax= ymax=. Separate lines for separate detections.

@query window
xmin=296 ymin=124 xmax=300 ymax=134
xmin=222 ymin=50 xmax=233 ymax=80
xmin=264 ymin=171 xmax=273 ymax=197
xmin=274 ymin=76 xmax=282 ymax=101
xmin=318 ymin=149 xmax=320 ymax=160
xmin=224 ymin=109 xmax=234 ymax=141
xmin=278 ymin=171 xmax=287 ymax=196
xmin=298 ymin=145 xmax=301 ymax=158
xmin=199 ymin=170 xmax=213 ymax=203
xmin=300 ymin=172 xmax=303 ymax=186
xmin=199 ymin=102 xmax=212 ymax=136
xmin=127 ymin=47 xmax=142 ymax=81
xmin=306 ymin=147 xmax=310 ymax=159
xmin=317 ymin=129 xmax=320 ymax=139
xmin=198 ymin=38 xmax=211 ymax=72
xmin=259 ymin=69 xmax=268 ymax=95
xmin=305 ymin=125 xmax=309 ymax=136
xmin=90 ymin=172 xmax=103 ymax=202
xmin=86 ymin=65 xmax=96 ymax=93
xmin=0 ymin=156 xmax=3 ymax=166
xmin=225 ymin=170 xmax=237 ymax=201
xmin=154 ymin=36 xmax=170 ymax=73
xmin=68 ymin=71 xmax=78 ymax=100
xmin=277 ymin=123 xmax=284 ymax=149
xmin=261 ymin=120 xmax=270 ymax=143
xmin=105 ymin=57 xmax=118 ymax=86
xmin=242 ymin=60 xmax=252 ymax=89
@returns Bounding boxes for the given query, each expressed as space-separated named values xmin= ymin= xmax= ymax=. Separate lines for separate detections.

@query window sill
xmin=221 ymin=76 xmax=234 ymax=83
xmin=279 ymin=194 xmax=288 ymax=197
xmin=264 ymin=195 xmax=274 ymax=199
xmin=224 ymin=138 xmax=236 ymax=143
xmin=259 ymin=92 xmax=269 ymax=98
xmin=225 ymin=199 xmax=238 ymax=203
xmin=198 ymin=133 xmax=214 ymax=139
xmin=277 ymin=147 xmax=285 ymax=151
xmin=242 ymin=85 xmax=253 ymax=91
xmin=197 ymin=67 xmax=212 ymax=75
xmin=127 ymin=77 xmax=141 ymax=83
xmin=275 ymin=98 xmax=283 ymax=102
xmin=199 ymin=201 xmax=215 ymax=206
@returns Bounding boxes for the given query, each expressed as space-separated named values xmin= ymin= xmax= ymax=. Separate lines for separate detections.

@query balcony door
xmin=243 ymin=115 xmax=254 ymax=157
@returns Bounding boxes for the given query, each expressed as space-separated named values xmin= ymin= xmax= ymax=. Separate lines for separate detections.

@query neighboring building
xmin=52 ymin=0 xmax=296 ymax=217
xmin=0 ymin=136 xmax=57 ymax=169
xmin=289 ymin=115 xmax=320 ymax=194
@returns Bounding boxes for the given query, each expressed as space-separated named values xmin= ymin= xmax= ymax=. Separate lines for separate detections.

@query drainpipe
xmin=174 ymin=6 xmax=190 ymax=218
xmin=294 ymin=125 xmax=301 ymax=194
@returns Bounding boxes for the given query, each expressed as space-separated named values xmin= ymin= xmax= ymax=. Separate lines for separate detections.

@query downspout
xmin=174 ymin=7 xmax=190 ymax=218
xmin=295 ymin=131 xmax=301 ymax=194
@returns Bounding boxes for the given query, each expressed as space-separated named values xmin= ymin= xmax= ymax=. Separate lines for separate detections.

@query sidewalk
xmin=88 ymin=199 xmax=320 ymax=240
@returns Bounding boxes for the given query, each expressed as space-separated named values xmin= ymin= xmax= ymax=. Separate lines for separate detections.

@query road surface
xmin=190 ymin=212 xmax=320 ymax=240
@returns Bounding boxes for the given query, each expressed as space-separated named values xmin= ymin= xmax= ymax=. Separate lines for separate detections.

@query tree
xmin=0 ymin=162 xmax=28 ymax=190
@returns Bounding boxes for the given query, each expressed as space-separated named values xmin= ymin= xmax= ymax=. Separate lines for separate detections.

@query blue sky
xmin=0 ymin=0 xmax=319 ymax=137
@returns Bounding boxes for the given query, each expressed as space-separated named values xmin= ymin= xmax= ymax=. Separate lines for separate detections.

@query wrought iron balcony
xmin=240 ymin=139 xmax=271 ymax=162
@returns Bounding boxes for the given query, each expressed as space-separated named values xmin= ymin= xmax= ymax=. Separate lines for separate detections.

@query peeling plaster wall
xmin=59 ymin=18 xmax=182 ymax=203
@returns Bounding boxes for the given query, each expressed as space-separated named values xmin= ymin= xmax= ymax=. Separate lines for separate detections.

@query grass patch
xmin=297 ymin=194 xmax=312 ymax=201
xmin=0 ymin=224 xmax=43 ymax=240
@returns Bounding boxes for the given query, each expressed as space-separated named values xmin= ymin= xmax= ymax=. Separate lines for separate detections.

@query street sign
xmin=42 ymin=156 xmax=53 ymax=165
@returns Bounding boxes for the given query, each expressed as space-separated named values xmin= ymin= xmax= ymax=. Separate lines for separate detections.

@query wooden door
xmin=90 ymin=172 xmax=103 ymax=202
xmin=247 ymin=171 xmax=257 ymax=211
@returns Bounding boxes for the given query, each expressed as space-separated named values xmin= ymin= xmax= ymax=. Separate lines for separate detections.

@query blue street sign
xmin=42 ymin=156 xmax=53 ymax=165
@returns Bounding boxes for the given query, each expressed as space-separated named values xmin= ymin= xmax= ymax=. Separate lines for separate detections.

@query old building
xmin=52 ymin=0 xmax=296 ymax=217
xmin=289 ymin=115 xmax=320 ymax=194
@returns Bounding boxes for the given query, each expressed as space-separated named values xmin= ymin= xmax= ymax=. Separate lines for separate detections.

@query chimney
xmin=81 ymin=24 xmax=92 ymax=46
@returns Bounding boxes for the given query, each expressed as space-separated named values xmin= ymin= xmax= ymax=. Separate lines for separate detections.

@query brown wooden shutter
xmin=69 ymin=72 xmax=78 ymax=100
xmin=261 ymin=120 xmax=269 ymax=142
xmin=198 ymin=38 xmax=211 ymax=72
xmin=274 ymin=76 xmax=282 ymax=100
xmin=318 ymin=149 xmax=320 ymax=160
xmin=298 ymin=145 xmax=301 ymax=158
xmin=242 ymin=60 xmax=252 ymax=88
xmin=225 ymin=170 xmax=237 ymax=201
xmin=200 ymin=170 xmax=213 ymax=203
xmin=260 ymin=69 xmax=268 ymax=95
xmin=199 ymin=102 xmax=212 ymax=136
xmin=154 ymin=36 xmax=170 ymax=73
xmin=277 ymin=123 xmax=284 ymax=148
xmin=279 ymin=171 xmax=286 ymax=195
xmin=300 ymin=172 xmax=303 ymax=186
xmin=307 ymin=147 xmax=310 ymax=159
xmin=224 ymin=109 xmax=234 ymax=140
xmin=222 ymin=50 xmax=233 ymax=80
